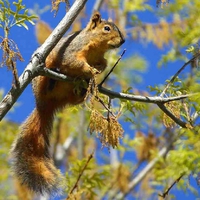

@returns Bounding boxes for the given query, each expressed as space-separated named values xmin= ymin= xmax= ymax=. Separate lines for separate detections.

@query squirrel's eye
xmin=104 ymin=25 xmax=111 ymax=32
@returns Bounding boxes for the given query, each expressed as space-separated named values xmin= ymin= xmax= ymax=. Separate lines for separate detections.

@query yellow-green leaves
xmin=0 ymin=0 xmax=37 ymax=83
xmin=0 ymin=0 xmax=37 ymax=31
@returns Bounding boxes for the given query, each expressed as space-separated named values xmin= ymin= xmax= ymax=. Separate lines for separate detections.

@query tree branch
xmin=160 ymin=52 xmax=200 ymax=97
xmin=99 ymin=49 xmax=126 ymax=86
xmin=38 ymin=65 xmax=194 ymax=128
xmin=40 ymin=67 xmax=196 ymax=126
xmin=67 ymin=152 xmax=94 ymax=199
xmin=37 ymin=66 xmax=73 ymax=82
xmin=0 ymin=0 xmax=87 ymax=121
xmin=98 ymin=86 xmax=194 ymax=104
xmin=32 ymin=65 xmax=194 ymax=105
xmin=37 ymin=67 xmax=194 ymax=105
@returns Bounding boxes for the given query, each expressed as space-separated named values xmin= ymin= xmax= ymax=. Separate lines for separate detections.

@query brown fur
xmin=11 ymin=11 xmax=125 ymax=195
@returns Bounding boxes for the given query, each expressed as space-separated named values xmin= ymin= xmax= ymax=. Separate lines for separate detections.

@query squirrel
xmin=11 ymin=11 xmax=125 ymax=196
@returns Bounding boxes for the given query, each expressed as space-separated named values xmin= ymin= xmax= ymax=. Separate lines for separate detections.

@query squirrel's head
xmin=86 ymin=12 xmax=125 ymax=50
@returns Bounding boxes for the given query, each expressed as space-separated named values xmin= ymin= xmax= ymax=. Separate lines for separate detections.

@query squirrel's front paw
xmin=90 ymin=67 xmax=101 ymax=76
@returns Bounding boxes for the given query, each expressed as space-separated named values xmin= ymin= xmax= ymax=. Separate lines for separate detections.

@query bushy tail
xmin=11 ymin=107 xmax=63 ymax=195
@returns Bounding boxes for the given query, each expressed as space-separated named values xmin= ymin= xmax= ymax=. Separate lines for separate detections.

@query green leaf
xmin=27 ymin=19 xmax=35 ymax=25
xmin=186 ymin=45 xmax=194 ymax=53
xmin=16 ymin=23 xmax=21 ymax=27
xmin=24 ymin=8 xmax=28 ymax=15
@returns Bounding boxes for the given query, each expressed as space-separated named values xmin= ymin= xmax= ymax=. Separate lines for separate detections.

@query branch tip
xmin=99 ymin=49 xmax=126 ymax=86
xmin=160 ymin=53 xmax=200 ymax=97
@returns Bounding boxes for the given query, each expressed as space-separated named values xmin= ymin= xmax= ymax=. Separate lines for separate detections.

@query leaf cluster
xmin=152 ymin=127 xmax=200 ymax=195
xmin=89 ymin=109 xmax=124 ymax=148
xmin=0 ymin=0 xmax=37 ymax=84
xmin=66 ymin=157 xmax=111 ymax=199
xmin=0 ymin=0 xmax=37 ymax=31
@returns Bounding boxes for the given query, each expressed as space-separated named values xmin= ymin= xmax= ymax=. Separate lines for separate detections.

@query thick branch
xmin=0 ymin=0 xmax=87 ymax=121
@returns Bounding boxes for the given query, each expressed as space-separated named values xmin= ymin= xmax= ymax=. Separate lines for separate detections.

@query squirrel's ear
xmin=89 ymin=11 xmax=102 ymax=29
xmin=108 ymin=18 xmax=113 ymax=23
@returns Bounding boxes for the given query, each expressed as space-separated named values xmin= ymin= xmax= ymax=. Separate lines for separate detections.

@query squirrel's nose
xmin=119 ymin=33 xmax=125 ymax=45
xmin=120 ymin=38 xmax=125 ymax=45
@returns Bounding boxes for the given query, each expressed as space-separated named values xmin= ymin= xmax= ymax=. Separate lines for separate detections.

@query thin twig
xmin=37 ymin=67 xmax=195 ymax=105
xmin=160 ymin=53 xmax=200 ymax=97
xmin=107 ymin=97 xmax=112 ymax=119
xmin=159 ymin=173 xmax=185 ymax=198
xmin=67 ymin=152 xmax=94 ymax=199
xmin=99 ymin=49 xmax=126 ymax=86
xmin=39 ymin=66 xmax=196 ymax=106
xmin=37 ymin=66 xmax=74 ymax=82
xmin=95 ymin=96 xmax=116 ymax=117
xmin=11 ymin=60 xmax=20 ymax=88
xmin=93 ymin=0 xmax=104 ymax=11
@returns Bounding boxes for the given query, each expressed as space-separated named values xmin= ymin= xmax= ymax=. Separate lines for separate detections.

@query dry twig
xmin=67 ymin=152 xmax=94 ymax=199
xmin=99 ymin=49 xmax=126 ymax=86
xmin=159 ymin=173 xmax=185 ymax=198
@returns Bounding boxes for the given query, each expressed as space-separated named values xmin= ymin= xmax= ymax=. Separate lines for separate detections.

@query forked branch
xmin=160 ymin=52 xmax=200 ymax=97
xmin=0 ymin=0 xmax=87 ymax=121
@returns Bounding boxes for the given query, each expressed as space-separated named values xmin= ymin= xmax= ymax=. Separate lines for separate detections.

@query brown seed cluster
xmin=89 ymin=110 xmax=124 ymax=148
xmin=163 ymin=101 xmax=180 ymax=128
xmin=0 ymin=37 xmax=23 ymax=69
xmin=0 ymin=37 xmax=23 ymax=86
xmin=51 ymin=0 xmax=70 ymax=16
